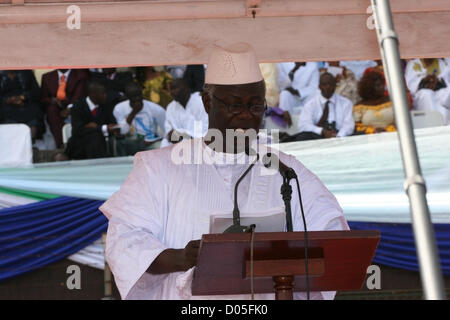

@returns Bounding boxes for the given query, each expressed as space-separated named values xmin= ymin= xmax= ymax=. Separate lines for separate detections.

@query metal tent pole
xmin=371 ymin=0 xmax=446 ymax=300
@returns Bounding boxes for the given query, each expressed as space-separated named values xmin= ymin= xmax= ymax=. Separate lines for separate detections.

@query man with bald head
xmin=100 ymin=44 xmax=348 ymax=300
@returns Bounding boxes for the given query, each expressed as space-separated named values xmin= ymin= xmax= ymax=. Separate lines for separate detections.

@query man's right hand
xmin=147 ymin=239 xmax=201 ymax=274
xmin=179 ymin=240 xmax=200 ymax=271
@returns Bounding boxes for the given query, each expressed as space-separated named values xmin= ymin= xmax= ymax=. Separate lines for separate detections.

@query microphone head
xmin=262 ymin=152 xmax=279 ymax=169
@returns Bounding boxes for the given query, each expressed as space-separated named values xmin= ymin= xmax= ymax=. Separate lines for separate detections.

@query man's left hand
xmin=323 ymin=129 xmax=337 ymax=139
xmin=60 ymin=108 xmax=70 ymax=118
xmin=107 ymin=124 xmax=121 ymax=135
xmin=283 ymin=111 xmax=293 ymax=127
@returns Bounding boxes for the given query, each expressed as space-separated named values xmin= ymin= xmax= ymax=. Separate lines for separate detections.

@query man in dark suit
xmin=40 ymin=69 xmax=90 ymax=148
xmin=0 ymin=70 xmax=44 ymax=142
xmin=90 ymin=68 xmax=134 ymax=108
xmin=66 ymin=81 xmax=119 ymax=160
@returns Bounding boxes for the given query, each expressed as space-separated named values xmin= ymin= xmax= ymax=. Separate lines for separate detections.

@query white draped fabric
xmin=0 ymin=192 xmax=36 ymax=209
xmin=100 ymin=139 xmax=348 ymax=299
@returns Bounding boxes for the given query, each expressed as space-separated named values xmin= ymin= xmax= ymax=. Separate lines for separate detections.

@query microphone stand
xmin=223 ymin=153 xmax=259 ymax=234
xmin=280 ymin=168 xmax=297 ymax=232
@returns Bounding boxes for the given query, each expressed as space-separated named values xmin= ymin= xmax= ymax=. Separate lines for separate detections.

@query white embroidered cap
xmin=205 ymin=43 xmax=263 ymax=85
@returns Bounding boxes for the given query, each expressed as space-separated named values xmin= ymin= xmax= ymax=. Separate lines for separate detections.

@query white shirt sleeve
xmin=164 ymin=103 xmax=175 ymax=136
xmin=101 ymin=124 xmax=108 ymax=136
xmin=100 ymin=153 xmax=168 ymax=299
xmin=148 ymin=102 xmax=166 ymax=135
xmin=277 ymin=63 xmax=293 ymax=91
xmin=405 ymin=59 xmax=424 ymax=94
xmin=189 ymin=93 xmax=209 ymax=137
xmin=336 ymin=97 xmax=355 ymax=137
xmin=298 ymin=97 xmax=323 ymax=136
xmin=113 ymin=103 xmax=131 ymax=135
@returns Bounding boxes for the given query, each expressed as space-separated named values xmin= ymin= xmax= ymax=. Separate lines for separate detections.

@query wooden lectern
xmin=192 ymin=230 xmax=380 ymax=300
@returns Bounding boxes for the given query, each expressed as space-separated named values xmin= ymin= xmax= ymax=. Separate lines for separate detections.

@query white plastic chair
xmin=0 ymin=124 xmax=32 ymax=167
xmin=411 ymin=110 xmax=444 ymax=129
xmin=62 ymin=123 xmax=72 ymax=145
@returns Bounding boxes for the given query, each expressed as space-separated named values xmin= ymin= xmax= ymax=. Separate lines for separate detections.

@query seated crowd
xmin=0 ymin=58 xmax=448 ymax=162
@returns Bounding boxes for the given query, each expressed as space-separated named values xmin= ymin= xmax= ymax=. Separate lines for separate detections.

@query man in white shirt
xmin=282 ymin=73 xmax=354 ymax=142
xmin=405 ymin=58 xmax=450 ymax=125
xmin=113 ymin=82 xmax=166 ymax=155
xmin=277 ymin=62 xmax=320 ymax=122
xmin=161 ymin=79 xmax=208 ymax=147
xmin=100 ymin=43 xmax=349 ymax=300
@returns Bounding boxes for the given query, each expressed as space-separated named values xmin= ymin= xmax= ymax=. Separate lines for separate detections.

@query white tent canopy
xmin=0 ymin=0 xmax=450 ymax=69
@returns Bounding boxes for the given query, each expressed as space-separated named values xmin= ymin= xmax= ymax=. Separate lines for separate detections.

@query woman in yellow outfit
xmin=136 ymin=66 xmax=173 ymax=108
xmin=353 ymin=71 xmax=396 ymax=134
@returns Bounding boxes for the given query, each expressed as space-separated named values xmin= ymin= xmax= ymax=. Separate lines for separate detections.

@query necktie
xmin=318 ymin=100 xmax=330 ymax=128
xmin=92 ymin=106 xmax=98 ymax=117
xmin=57 ymin=74 xmax=67 ymax=101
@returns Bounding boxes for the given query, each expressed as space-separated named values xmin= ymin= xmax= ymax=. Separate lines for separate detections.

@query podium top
xmin=192 ymin=230 xmax=380 ymax=296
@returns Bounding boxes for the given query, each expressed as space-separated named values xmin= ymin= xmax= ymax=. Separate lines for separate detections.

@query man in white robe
xmin=161 ymin=79 xmax=208 ymax=147
xmin=277 ymin=62 xmax=320 ymax=118
xmin=100 ymin=43 xmax=349 ymax=300
xmin=405 ymin=58 xmax=450 ymax=125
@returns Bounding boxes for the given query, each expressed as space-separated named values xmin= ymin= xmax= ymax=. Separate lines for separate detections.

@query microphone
xmin=223 ymin=149 xmax=259 ymax=234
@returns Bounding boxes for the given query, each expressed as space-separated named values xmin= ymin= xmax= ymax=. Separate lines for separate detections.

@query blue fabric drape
xmin=348 ymin=221 xmax=450 ymax=275
xmin=1 ymin=196 xmax=449 ymax=281
xmin=0 ymin=197 xmax=107 ymax=281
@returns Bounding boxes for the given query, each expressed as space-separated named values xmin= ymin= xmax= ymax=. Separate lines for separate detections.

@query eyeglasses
xmin=212 ymin=94 xmax=267 ymax=115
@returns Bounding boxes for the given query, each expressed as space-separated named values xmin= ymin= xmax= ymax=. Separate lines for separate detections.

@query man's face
xmin=202 ymin=81 xmax=266 ymax=152
xmin=319 ymin=74 xmax=337 ymax=99
xmin=126 ymin=88 xmax=143 ymax=105
xmin=170 ymin=81 xmax=191 ymax=107
xmin=90 ymin=87 xmax=107 ymax=105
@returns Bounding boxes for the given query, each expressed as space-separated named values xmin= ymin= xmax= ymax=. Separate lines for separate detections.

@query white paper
xmin=209 ymin=208 xmax=286 ymax=234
